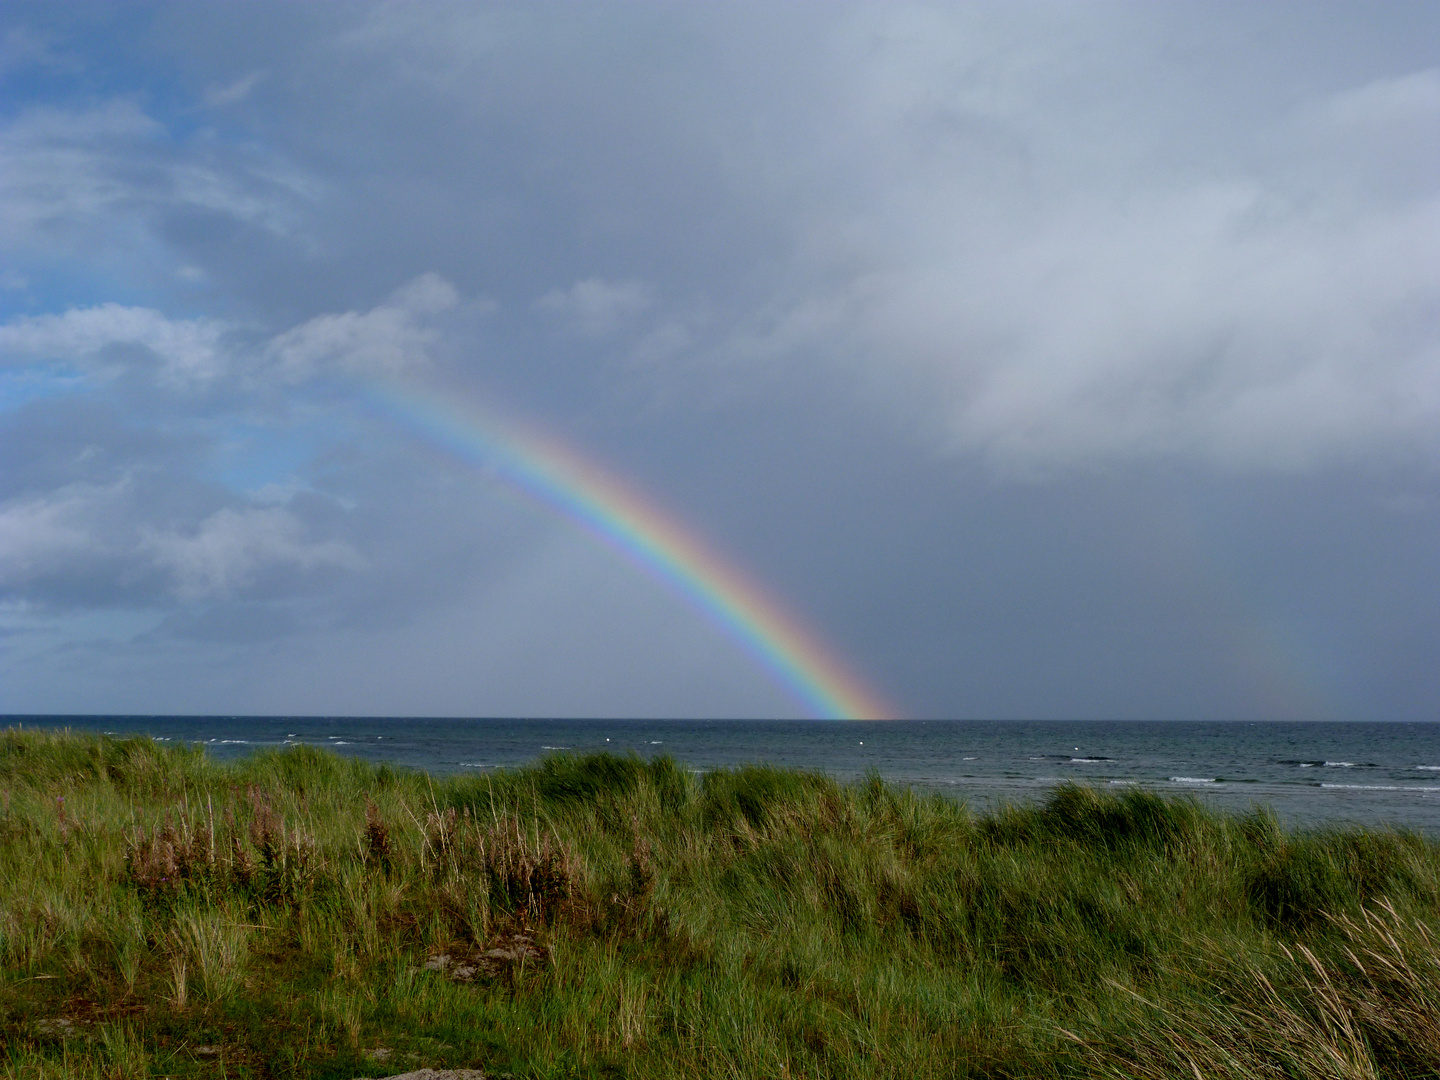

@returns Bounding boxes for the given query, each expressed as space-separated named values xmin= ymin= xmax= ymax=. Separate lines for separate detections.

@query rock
xmin=419 ymin=934 xmax=549 ymax=983
xmin=35 ymin=1018 xmax=83 ymax=1038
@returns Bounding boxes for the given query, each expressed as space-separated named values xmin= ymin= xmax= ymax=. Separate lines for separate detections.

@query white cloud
xmin=0 ymin=303 xmax=229 ymax=385
xmin=828 ymin=185 xmax=1440 ymax=474
xmin=261 ymin=273 xmax=460 ymax=380
xmin=0 ymin=25 xmax=79 ymax=79
xmin=700 ymin=20 xmax=1440 ymax=476
xmin=0 ymin=99 xmax=319 ymax=255
xmin=535 ymin=278 xmax=653 ymax=336
xmin=0 ymin=483 xmax=114 ymax=583
xmin=1322 ymin=68 xmax=1440 ymax=128
xmin=202 ymin=70 xmax=267 ymax=109
xmin=0 ymin=273 xmax=471 ymax=388
xmin=0 ymin=481 xmax=362 ymax=604
xmin=142 ymin=506 xmax=364 ymax=600
xmin=0 ymin=101 xmax=162 ymax=245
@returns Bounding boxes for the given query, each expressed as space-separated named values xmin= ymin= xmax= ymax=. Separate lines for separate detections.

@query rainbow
xmin=362 ymin=381 xmax=896 ymax=720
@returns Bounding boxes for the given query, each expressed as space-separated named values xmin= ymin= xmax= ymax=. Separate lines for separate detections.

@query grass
xmin=2 ymin=727 xmax=1439 ymax=1079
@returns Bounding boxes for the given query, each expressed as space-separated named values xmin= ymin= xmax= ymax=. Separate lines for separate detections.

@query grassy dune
xmin=2 ymin=727 xmax=1440 ymax=1079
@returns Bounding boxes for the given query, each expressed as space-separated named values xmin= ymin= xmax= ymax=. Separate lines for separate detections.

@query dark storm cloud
xmin=227 ymin=2 xmax=1439 ymax=476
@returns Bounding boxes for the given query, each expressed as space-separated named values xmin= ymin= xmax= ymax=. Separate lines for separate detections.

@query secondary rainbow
xmin=363 ymin=381 xmax=895 ymax=721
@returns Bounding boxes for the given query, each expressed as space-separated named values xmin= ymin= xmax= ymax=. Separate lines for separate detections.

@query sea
xmin=9 ymin=716 xmax=1440 ymax=835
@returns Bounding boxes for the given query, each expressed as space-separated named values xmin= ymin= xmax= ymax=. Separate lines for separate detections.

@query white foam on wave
xmin=1418 ymin=766 xmax=1440 ymax=771
xmin=541 ymin=745 xmax=571 ymax=750
xmin=220 ymin=739 xmax=249 ymax=744
xmin=963 ymin=756 xmax=978 ymax=761
xmin=460 ymin=762 xmax=488 ymax=768
xmin=1324 ymin=761 xmax=1357 ymax=767
xmin=1070 ymin=757 xmax=1106 ymax=763
xmin=332 ymin=741 xmax=350 ymax=745
xmin=1170 ymin=776 xmax=1217 ymax=783
xmin=1321 ymin=783 xmax=1440 ymax=792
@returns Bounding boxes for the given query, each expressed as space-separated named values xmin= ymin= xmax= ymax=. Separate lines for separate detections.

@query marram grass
xmin=2 ymin=728 xmax=1440 ymax=1079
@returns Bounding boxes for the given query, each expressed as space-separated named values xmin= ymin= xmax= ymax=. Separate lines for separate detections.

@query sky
xmin=1 ymin=2 xmax=1437 ymax=720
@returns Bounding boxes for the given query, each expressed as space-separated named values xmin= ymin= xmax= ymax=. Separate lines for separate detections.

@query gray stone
xmin=418 ymin=934 xmax=549 ymax=983
xmin=35 ymin=1018 xmax=83 ymax=1038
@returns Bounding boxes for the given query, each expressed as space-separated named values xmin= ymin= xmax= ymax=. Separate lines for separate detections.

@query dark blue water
xmin=9 ymin=716 xmax=1440 ymax=834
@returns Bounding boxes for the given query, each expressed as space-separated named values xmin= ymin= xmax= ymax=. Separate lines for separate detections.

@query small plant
xmin=424 ymin=805 xmax=459 ymax=877
xmin=171 ymin=909 xmax=250 ymax=1004
xmin=99 ymin=1021 xmax=151 ymax=1078
xmin=363 ymin=800 xmax=393 ymax=871
xmin=228 ymin=809 xmax=256 ymax=888
xmin=125 ymin=818 xmax=213 ymax=900
xmin=54 ymin=795 xmax=70 ymax=842
xmin=482 ymin=816 xmax=575 ymax=926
